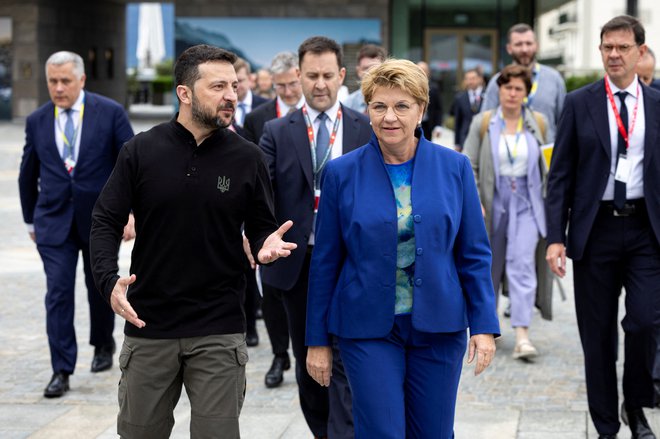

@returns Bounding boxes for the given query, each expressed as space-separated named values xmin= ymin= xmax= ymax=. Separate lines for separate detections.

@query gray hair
xmin=46 ymin=51 xmax=85 ymax=79
xmin=270 ymin=51 xmax=298 ymax=75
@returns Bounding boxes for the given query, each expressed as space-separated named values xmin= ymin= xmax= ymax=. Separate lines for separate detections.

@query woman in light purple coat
xmin=463 ymin=64 xmax=549 ymax=360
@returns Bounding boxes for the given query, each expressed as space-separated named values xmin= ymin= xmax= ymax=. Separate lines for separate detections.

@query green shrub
xmin=565 ymin=73 xmax=602 ymax=92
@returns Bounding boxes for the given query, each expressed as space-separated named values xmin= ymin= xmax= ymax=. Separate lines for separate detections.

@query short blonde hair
xmin=362 ymin=59 xmax=430 ymax=108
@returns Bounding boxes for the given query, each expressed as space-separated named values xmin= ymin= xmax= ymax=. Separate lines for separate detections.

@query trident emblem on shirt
xmin=217 ymin=176 xmax=230 ymax=193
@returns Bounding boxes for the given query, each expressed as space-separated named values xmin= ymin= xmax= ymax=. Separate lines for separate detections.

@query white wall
xmin=537 ymin=0 xmax=659 ymax=77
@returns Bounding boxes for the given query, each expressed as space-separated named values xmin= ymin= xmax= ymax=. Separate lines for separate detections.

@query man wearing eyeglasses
xmin=242 ymin=51 xmax=305 ymax=391
xmin=546 ymin=15 xmax=660 ymax=439
xmin=260 ymin=36 xmax=371 ymax=439
xmin=482 ymin=23 xmax=566 ymax=142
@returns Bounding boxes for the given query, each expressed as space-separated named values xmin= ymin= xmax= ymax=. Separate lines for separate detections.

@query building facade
xmin=1 ymin=0 xmax=539 ymax=120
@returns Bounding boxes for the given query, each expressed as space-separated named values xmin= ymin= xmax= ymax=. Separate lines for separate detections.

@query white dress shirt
xmin=55 ymin=90 xmax=85 ymax=161
xmin=602 ymin=75 xmax=645 ymax=201
xmin=305 ymin=99 xmax=345 ymax=245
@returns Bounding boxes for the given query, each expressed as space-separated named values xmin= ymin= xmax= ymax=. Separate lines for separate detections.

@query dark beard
xmin=191 ymin=93 xmax=231 ymax=130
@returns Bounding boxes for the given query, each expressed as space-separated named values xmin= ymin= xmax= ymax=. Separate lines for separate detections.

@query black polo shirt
xmin=91 ymin=119 xmax=278 ymax=339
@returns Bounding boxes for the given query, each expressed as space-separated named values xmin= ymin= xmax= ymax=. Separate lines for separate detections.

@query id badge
xmin=614 ymin=154 xmax=631 ymax=183
xmin=314 ymin=189 xmax=321 ymax=213
xmin=64 ymin=157 xmax=76 ymax=174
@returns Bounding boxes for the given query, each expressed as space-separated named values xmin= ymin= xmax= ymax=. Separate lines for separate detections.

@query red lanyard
xmin=302 ymin=104 xmax=342 ymax=177
xmin=275 ymin=100 xmax=282 ymax=118
xmin=604 ymin=75 xmax=639 ymax=150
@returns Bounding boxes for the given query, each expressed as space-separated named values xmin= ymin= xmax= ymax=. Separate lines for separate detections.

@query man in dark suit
xmin=260 ymin=36 xmax=371 ymax=439
xmin=416 ymin=61 xmax=443 ymax=138
xmin=18 ymin=51 xmax=134 ymax=398
xmin=244 ymin=51 xmax=305 ymax=389
xmin=233 ymin=56 xmax=269 ymax=347
xmin=546 ymin=16 xmax=660 ymax=439
xmin=450 ymin=68 xmax=484 ymax=150
xmin=233 ymin=57 xmax=268 ymax=138
xmin=636 ymin=47 xmax=660 ymax=91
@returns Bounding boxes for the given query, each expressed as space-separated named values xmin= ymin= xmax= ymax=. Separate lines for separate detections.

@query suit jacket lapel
xmin=586 ymin=80 xmax=612 ymax=160
xmin=77 ymin=92 xmax=98 ymax=167
xmin=340 ymin=105 xmax=362 ymax=153
xmin=290 ymin=110 xmax=314 ymax=190
xmin=42 ymin=103 xmax=64 ymax=165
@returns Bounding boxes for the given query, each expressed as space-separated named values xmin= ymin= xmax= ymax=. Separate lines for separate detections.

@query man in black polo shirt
xmin=90 ymin=44 xmax=296 ymax=439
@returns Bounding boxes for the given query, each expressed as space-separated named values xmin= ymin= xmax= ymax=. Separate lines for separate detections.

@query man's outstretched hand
xmin=257 ymin=220 xmax=297 ymax=264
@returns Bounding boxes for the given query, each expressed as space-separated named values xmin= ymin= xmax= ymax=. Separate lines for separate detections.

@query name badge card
xmin=614 ymin=154 xmax=631 ymax=183
xmin=314 ymin=189 xmax=321 ymax=213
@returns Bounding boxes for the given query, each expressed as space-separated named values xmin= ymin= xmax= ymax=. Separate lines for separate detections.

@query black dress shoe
xmin=44 ymin=373 xmax=69 ymax=398
xmin=265 ymin=355 xmax=291 ymax=388
xmin=598 ymin=435 xmax=617 ymax=439
xmin=91 ymin=341 xmax=116 ymax=373
xmin=622 ymin=402 xmax=656 ymax=439
xmin=246 ymin=328 xmax=259 ymax=347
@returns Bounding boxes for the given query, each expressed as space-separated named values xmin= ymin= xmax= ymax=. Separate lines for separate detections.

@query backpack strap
xmin=532 ymin=111 xmax=546 ymax=141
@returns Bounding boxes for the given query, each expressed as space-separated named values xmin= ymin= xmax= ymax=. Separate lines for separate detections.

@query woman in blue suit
xmin=305 ymin=59 xmax=500 ymax=438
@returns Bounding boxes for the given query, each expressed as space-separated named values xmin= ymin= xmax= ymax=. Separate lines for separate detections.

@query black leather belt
xmin=600 ymin=199 xmax=646 ymax=217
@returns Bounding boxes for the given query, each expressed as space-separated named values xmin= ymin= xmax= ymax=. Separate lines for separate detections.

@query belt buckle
xmin=613 ymin=205 xmax=633 ymax=217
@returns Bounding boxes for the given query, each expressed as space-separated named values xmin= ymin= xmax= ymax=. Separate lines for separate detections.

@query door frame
xmin=423 ymin=28 xmax=498 ymax=83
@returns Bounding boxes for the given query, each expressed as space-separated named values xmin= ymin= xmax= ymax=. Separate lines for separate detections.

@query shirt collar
xmin=276 ymin=95 xmax=305 ymax=116
xmin=239 ymin=89 xmax=253 ymax=107
xmin=606 ymin=74 xmax=640 ymax=99
xmin=306 ymin=99 xmax=341 ymax=124
xmin=58 ymin=90 xmax=85 ymax=114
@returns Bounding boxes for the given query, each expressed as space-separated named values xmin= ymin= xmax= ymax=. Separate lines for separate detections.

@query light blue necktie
xmin=237 ymin=102 xmax=247 ymax=126
xmin=63 ymin=109 xmax=75 ymax=161
xmin=315 ymin=112 xmax=330 ymax=174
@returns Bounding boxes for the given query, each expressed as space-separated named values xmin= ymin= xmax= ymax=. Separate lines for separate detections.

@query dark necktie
xmin=63 ymin=109 xmax=75 ymax=161
xmin=470 ymin=91 xmax=479 ymax=113
xmin=614 ymin=91 xmax=627 ymax=210
xmin=315 ymin=112 xmax=330 ymax=174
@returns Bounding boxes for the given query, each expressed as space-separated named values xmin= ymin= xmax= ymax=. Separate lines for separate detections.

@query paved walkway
xmin=0 ymin=118 xmax=657 ymax=438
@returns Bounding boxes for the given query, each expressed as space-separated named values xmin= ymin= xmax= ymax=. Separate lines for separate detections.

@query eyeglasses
xmin=599 ymin=44 xmax=637 ymax=54
xmin=274 ymin=81 xmax=301 ymax=91
xmin=368 ymin=101 xmax=418 ymax=116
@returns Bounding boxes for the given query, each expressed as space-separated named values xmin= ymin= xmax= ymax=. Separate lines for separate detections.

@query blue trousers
xmin=337 ymin=315 xmax=466 ymax=439
xmin=37 ymin=221 xmax=115 ymax=374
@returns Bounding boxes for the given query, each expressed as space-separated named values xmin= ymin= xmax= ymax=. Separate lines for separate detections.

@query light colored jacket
xmin=463 ymin=108 xmax=548 ymax=237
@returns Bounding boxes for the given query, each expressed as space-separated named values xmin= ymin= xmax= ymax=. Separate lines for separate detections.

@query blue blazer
xmin=18 ymin=91 xmax=134 ymax=246
xmin=546 ymin=79 xmax=660 ymax=259
xmin=259 ymin=104 xmax=372 ymax=291
xmin=306 ymin=133 xmax=500 ymax=346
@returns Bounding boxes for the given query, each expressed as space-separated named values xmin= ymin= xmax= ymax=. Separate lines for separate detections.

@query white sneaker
xmin=513 ymin=340 xmax=538 ymax=360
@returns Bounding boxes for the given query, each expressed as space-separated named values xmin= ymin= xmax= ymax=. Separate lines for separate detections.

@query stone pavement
xmin=0 ymin=118 xmax=657 ymax=438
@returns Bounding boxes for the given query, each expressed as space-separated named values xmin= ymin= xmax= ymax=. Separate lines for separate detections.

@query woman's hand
xmin=467 ymin=333 xmax=496 ymax=375
xmin=306 ymin=346 xmax=333 ymax=387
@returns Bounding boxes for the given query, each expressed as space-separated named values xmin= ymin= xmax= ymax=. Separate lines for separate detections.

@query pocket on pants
xmin=235 ymin=342 xmax=248 ymax=412
xmin=117 ymin=342 xmax=134 ymax=408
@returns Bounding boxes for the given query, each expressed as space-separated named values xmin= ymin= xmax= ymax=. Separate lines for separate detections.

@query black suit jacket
xmin=546 ymin=79 xmax=660 ymax=260
xmin=422 ymin=83 xmax=442 ymax=136
xmin=451 ymin=90 xmax=482 ymax=148
xmin=243 ymin=99 xmax=277 ymax=143
xmin=259 ymin=105 xmax=372 ymax=290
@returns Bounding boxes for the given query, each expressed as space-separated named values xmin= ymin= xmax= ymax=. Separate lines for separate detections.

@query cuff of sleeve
xmin=26 ymin=223 xmax=34 ymax=233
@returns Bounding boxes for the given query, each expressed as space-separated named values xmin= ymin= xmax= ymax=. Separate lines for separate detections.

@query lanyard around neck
xmin=499 ymin=108 xmax=524 ymax=166
xmin=55 ymin=104 xmax=85 ymax=151
xmin=604 ymin=75 xmax=640 ymax=150
xmin=302 ymin=104 xmax=342 ymax=180
xmin=524 ymin=63 xmax=541 ymax=107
